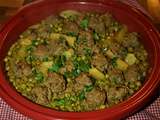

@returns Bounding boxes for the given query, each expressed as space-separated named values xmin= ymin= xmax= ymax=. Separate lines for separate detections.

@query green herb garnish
xmin=93 ymin=31 xmax=100 ymax=41
xmin=84 ymin=47 xmax=92 ymax=56
xmin=26 ymin=55 xmax=36 ymax=63
xmin=32 ymin=40 xmax=38 ymax=46
xmin=78 ymin=91 xmax=86 ymax=101
xmin=48 ymin=63 xmax=60 ymax=72
xmin=54 ymin=99 xmax=65 ymax=106
xmin=48 ymin=55 xmax=66 ymax=72
xmin=35 ymin=72 xmax=44 ymax=83
xmin=80 ymin=18 xmax=89 ymax=30
xmin=79 ymin=60 xmax=90 ymax=72
xmin=26 ymin=45 xmax=34 ymax=52
xmin=84 ymin=85 xmax=94 ymax=92
xmin=42 ymin=56 xmax=49 ymax=62
xmin=67 ymin=32 xmax=77 ymax=36
xmin=73 ymin=57 xmax=91 ymax=73
xmin=111 ymin=57 xmax=118 ymax=67
xmin=74 ymin=60 xmax=90 ymax=72
xmin=64 ymin=69 xmax=80 ymax=79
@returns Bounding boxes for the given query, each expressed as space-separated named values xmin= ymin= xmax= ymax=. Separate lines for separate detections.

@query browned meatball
xmin=31 ymin=86 xmax=49 ymax=105
xmin=107 ymin=87 xmax=127 ymax=106
xmin=45 ymin=73 xmax=66 ymax=93
xmin=45 ymin=15 xmax=60 ymax=25
xmin=122 ymin=33 xmax=140 ymax=48
xmin=76 ymin=31 xmax=94 ymax=55
xmin=74 ymin=73 xmax=92 ymax=92
xmin=79 ymin=31 xmax=94 ymax=46
xmin=48 ymin=39 xmax=66 ymax=56
xmin=89 ymin=15 xmax=99 ymax=29
xmin=63 ymin=22 xmax=79 ymax=34
xmin=100 ymin=13 xmax=113 ymax=28
xmin=83 ymin=88 xmax=106 ymax=111
xmin=86 ymin=88 xmax=106 ymax=105
xmin=110 ymin=42 xmax=121 ymax=56
xmin=124 ymin=65 xmax=138 ymax=82
xmin=92 ymin=53 xmax=108 ymax=72
xmin=89 ymin=13 xmax=112 ymax=35
xmin=16 ymin=61 xmax=32 ymax=77
xmin=107 ymin=68 xmax=124 ymax=86
xmin=33 ymin=45 xmax=49 ymax=58
xmin=94 ymin=22 xmax=106 ymax=35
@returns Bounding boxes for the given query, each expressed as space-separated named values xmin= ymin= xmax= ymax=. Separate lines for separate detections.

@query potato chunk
xmin=89 ymin=67 xmax=105 ymax=80
xmin=125 ymin=53 xmax=137 ymax=65
xmin=50 ymin=33 xmax=76 ymax=47
xmin=116 ymin=59 xmax=128 ymax=71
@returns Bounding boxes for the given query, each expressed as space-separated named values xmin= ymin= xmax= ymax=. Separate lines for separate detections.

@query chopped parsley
xmin=66 ymin=32 xmax=77 ymax=37
xmin=93 ymin=31 xmax=100 ymax=41
xmin=111 ymin=57 xmax=118 ymax=67
xmin=32 ymin=40 xmax=39 ymax=46
xmin=54 ymin=99 xmax=65 ymax=106
xmin=84 ymin=85 xmax=94 ymax=92
xmin=78 ymin=91 xmax=86 ymax=101
xmin=64 ymin=69 xmax=80 ymax=79
xmin=25 ymin=55 xmax=36 ymax=64
xmin=80 ymin=18 xmax=89 ymax=30
xmin=84 ymin=47 xmax=92 ymax=56
xmin=48 ymin=55 xmax=66 ymax=72
xmin=73 ymin=58 xmax=91 ymax=72
xmin=34 ymin=71 xmax=44 ymax=83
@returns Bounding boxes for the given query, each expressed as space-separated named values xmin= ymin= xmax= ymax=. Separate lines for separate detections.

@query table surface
xmin=0 ymin=0 xmax=160 ymax=120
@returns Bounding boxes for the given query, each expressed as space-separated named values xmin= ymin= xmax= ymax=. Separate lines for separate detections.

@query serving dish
xmin=0 ymin=0 xmax=160 ymax=120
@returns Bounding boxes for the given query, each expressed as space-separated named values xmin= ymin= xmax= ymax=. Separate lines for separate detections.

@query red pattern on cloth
xmin=127 ymin=97 xmax=160 ymax=120
xmin=0 ymin=98 xmax=31 ymax=120
xmin=0 ymin=0 xmax=160 ymax=120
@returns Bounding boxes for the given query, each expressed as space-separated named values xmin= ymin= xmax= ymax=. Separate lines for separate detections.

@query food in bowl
xmin=4 ymin=10 xmax=149 ymax=112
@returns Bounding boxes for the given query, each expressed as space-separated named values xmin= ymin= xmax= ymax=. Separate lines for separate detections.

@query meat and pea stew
xmin=4 ymin=10 xmax=149 ymax=112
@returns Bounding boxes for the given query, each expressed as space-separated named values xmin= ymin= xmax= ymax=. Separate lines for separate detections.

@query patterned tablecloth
xmin=0 ymin=0 xmax=160 ymax=120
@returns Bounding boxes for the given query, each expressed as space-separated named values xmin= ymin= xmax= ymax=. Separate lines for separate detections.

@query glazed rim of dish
xmin=0 ymin=0 xmax=160 ymax=119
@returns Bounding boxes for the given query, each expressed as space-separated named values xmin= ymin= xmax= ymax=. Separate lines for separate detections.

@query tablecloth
xmin=0 ymin=0 xmax=160 ymax=120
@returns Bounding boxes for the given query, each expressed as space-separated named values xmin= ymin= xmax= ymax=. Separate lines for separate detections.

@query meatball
xmin=76 ymin=31 xmax=94 ymax=55
xmin=63 ymin=22 xmax=79 ymax=34
xmin=31 ymin=86 xmax=49 ymax=105
xmin=100 ymin=12 xmax=113 ymax=28
xmin=89 ymin=15 xmax=99 ymax=29
xmin=33 ymin=45 xmax=49 ymax=58
xmin=124 ymin=65 xmax=139 ymax=82
xmin=83 ymin=88 xmax=106 ymax=111
xmin=78 ymin=31 xmax=94 ymax=46
xmin=107 ymin=68 xmax=124 ymax=86
xmin=45 ymin=73 xmax=66 ymax=93
xmin=89 ymin=15 xmax=106 ymax=35
xmin=110 ymin=42 xmax=121 ymax=56
xmin=91 ymin=53 xmax=108 ymax=72
xmin=48 ymin=39 xmax=66 ymax=56
xmin=86 ymin=88 xmax=106 ymax=105
xmin=16 ymin=61 xmax=32 ymax=77
xmin=74 ymin=73 xmax=92 ymax=92
xmin=122 ymin=32 xmax=140 ymax=48
xmin=107 ymin=87 xmax=127 ymax=106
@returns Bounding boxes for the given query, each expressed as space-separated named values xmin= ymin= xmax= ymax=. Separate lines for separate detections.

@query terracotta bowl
xmin=0 ymin=0 xmax=160 ymax=120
